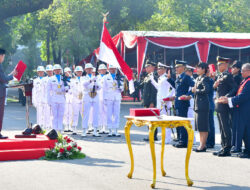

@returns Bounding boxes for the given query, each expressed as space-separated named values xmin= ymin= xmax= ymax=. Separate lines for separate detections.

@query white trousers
xmin=82 ymin=101 xmax=99 ymax=129
xmin=98 ymin=100 xmax=107 ymax=126
xmin=36 ymin=102 xmax=44 ymax=126
xmin=51 ymin=102 xmax=65 ymax=131
xmin=72 ymin=102 xmax=83 ymax=127
xmin=157 ymin=101 xmax=172 ymax=142
xmin=63 ymin=102 xmax=73 ymax=126
xmin=42 ymin=103 xmax=52 ymax=129
xmin=106 ymin=100 xmax=120 ymax=129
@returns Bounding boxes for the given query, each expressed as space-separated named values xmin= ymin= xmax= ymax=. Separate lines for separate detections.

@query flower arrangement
xmin=42 ymin=134 xmax=85 ymax=160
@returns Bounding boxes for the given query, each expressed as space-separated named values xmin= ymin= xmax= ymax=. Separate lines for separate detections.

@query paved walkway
xmin=0 ymin=102 xmax=249 ymax=190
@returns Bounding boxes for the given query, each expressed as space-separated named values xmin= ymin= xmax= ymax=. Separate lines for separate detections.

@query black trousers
xmin=217 ymin=111 xmax=232 ymax=151
xmin=0 ymin=96 xmax=6 ymax=132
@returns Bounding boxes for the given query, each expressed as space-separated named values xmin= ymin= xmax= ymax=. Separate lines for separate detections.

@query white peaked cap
xmin=85 ymin=63 xmax=93 ymax=69
xmin=45 ymin=65 xmax=53 ymax=71
xmin=53 ymin=64 xmax=62 ymax=70
xmin=109 ymin=64 xmax=117 ymax=69
xmin=64 ymin=67 xmax=71 ymax=73
xmin=37 ymin=66 xmax=45 ymax=72
xmin=98 ymin=64 xmax=107 ymax=70
xmin=75 ymin=66 xmax=83 ymax=72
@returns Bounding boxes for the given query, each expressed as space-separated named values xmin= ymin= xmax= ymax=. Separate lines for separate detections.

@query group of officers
xmin=32 ymin=63 xmax=124 ymax=137
xmin=139 ymin=57 xmax=250 ymax=158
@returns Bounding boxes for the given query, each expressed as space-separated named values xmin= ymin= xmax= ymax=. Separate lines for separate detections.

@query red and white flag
xmin=98 ymin=23 xmax=135 ymax=93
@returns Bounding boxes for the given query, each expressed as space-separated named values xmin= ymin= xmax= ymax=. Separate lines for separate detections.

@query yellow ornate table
xmin=124 ymin=115 xmax=194 ymax=188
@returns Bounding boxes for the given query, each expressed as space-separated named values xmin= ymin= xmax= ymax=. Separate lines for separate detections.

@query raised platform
xmin=0 ymin=135 xmax=57 ymax=161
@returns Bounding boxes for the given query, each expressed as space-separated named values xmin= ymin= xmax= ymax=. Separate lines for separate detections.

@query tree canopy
xmin=0 ymin=0 xmax=249 ymax=76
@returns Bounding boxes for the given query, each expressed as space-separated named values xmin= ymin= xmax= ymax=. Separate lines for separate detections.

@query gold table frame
xmin=124 ymin=116 xmax=194 ymax=188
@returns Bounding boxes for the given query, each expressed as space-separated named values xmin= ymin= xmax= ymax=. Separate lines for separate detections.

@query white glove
xmin=150 ymin=74 xmax=154 ymax=81
xmin=65 ymin=86 xmax=69 ymax=91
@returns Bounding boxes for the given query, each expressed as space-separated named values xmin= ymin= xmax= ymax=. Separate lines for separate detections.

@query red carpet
xmin=0 ymin=135 xmax=57 ymax=161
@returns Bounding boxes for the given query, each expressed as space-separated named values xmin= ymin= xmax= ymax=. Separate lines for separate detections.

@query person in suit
xmin=213 ymin=56 xmax=237 ymax=157
xmin=138 ymin=60 xmax=158 ymax=141
xmin=192 ymin=62 xmax=210 ymax=152
xmin=168 ymin=60 xmax=194 ymax=148
xmin=218 ymin=63 xmax=250 ymax=158
xmin=206 ymin=68 xmax=216 ymax=149
xmin=230 ymin=60 xmax=243 ymax=152
xmin=0 ymin=48 xmax=16 ymax=139
xmin=231 ymin=60 xmax=243 ymax=88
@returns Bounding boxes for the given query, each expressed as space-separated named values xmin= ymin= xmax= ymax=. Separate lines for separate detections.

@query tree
xmin=0 ymin=0 xmax=53 ymax=20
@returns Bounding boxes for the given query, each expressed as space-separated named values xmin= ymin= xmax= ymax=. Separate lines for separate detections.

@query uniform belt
xmin=56 ymin=92 xmax=64 ymax=95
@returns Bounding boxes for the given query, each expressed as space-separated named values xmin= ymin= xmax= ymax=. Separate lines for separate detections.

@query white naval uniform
xmin=151 ymin=74 xmax=175 ymax=143
xmin=41 ymin=76 xmax=53 ymax=129
xmin=103 ymin=73 xmax=124 ymax=130
xmin=63 ymin=78 xmax=73 ymax=131
xmin=82 ymin=74 xmax=100 ymax=129
xmin=32 ymin=77 xmax=44 ymax=126
xmin=70 ymin=77 xmax=84 ymax=129
xmin=97 ymin=74 xmax=107 ymax=130
xmin=47 ymin=75 xmax=67 ymax=131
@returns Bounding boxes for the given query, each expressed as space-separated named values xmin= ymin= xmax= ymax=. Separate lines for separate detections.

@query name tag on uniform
xmin=58 ymin=85 xmax=61 ymax=89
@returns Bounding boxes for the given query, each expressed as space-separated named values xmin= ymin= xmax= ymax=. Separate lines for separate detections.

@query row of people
xmin=32 ymin=63 xmax=124 ymax=137
xmin=139 ymin=57 xmax=250 ymax=158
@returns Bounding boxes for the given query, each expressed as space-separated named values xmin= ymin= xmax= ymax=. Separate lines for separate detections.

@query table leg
xmin=124 ymin=121 xmax=134 ymax=179
xmin=183 ymin=123 xmax=194 ymax=186
xmin=149 ymin=124 xmax=157 ymax=188
xmin=161 ymin=126 xmax=166 ymax=176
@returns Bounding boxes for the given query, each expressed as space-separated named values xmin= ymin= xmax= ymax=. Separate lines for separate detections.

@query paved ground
xmin=0 ymin=101 xmax=250 ymax=190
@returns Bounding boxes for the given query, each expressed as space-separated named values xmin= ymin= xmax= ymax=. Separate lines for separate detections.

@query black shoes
xmin=143 ymin=137 xmax=158 ymax=142
xmin=173 ymin=143 xmax=187 ymax=148
xmin=193 ymin=147 xmax=207 ymax=152
xmin=0 ymin=134 xmax=8 ymax=139
xmin=231 ymin=147 xmax=242 ymax=153
xmin=218 ymin=151 xmax=231 ymax=157
xmin=213 ymin=149 xmax=224 ymax=156
xmin=237 ymin=152 xmax=250 ymax=159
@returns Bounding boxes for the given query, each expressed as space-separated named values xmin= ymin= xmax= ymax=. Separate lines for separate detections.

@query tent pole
xmin=217 ymin=47 xmax=219 ymax=56
xmin=239 ymin=49 xmax=241 ymax=61
xmin=164 ymin=48 xmax=166 ymax=64
xmin=182 ymin=48 xmax=184 ymax=61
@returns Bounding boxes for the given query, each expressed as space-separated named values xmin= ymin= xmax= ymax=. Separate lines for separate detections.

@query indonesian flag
xmin=98 ymin=23 xmax=135 ymax=94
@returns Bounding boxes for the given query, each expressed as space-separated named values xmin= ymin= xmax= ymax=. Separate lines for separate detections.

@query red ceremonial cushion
xmin=130 ymin=108 xmax=160 ymax=116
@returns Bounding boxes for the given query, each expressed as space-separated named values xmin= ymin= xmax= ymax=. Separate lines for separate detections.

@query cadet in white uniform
xmin=97 ymin=64 xmax=108 ymax=134
xmin=70 ymin=66 xmax=84 ymax=135
xmin=47 ymin=64 xmax=67 ymax=132
xmin=104 ymin=65 xmax=124 ymax=137
xmin=87 ymin=67 xmax=96 ymax=133
xmin=150 ymin=62 xmax=175 ymax=144
xmin=82 ymin=63 xmax=101 ymax=137
xmin=63 ymin=67 xmax=73 ymax=133
xmin=41 ymin=65 xmax=53 ymax=129
xmin=32 ymin=66 xmax=45 ymax=127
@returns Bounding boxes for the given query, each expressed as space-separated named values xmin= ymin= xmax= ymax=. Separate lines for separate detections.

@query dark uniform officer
xmin=230 ymin=63 xmax=250 ymax=158
xmin=0 ymin=48 xmax=14 ymax=139
xmin=138 ymin=60 xmax=158 ymax=141
xmin=213 ymin=56 xmax=237 ymax=157
xmin=168 ymin=60 xmax=194 ymax=148
xmin=231 ymin=60 xmax=243 ymax=152
xmin=231 ymin=60 xmax=243 ymax=88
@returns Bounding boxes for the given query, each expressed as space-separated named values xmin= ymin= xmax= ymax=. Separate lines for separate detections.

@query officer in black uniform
xmin=168 ymin=60 xmax=194 ymax=148
xmin=213 ymin=56 xmax=237 ymax=157
xmin=231 ymin=60 xmax=243 ymax=88
xmin=138 ymin=60 xmax=158 ymax=141
xmin=231 ymin=60 xmax=243 ymax=152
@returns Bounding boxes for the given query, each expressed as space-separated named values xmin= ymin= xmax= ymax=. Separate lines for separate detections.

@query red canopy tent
xmin=92 ymin=31 xmax=250 ymax=78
